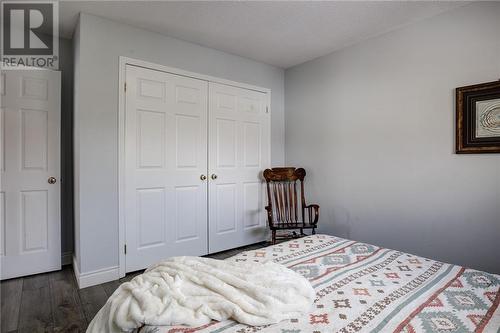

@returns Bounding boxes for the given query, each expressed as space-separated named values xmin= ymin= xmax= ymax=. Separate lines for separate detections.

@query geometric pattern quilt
xmin=140 ymin=234 xmax=500 ymax=333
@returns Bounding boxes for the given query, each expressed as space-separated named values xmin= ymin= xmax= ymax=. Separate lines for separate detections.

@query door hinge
xmin=124 ymin=244 xmax=127 ymax=255
xmin=266 ymin=106 xmax=269 ymax=113
xmin=124 ymin=82 xmax=127 ymax=92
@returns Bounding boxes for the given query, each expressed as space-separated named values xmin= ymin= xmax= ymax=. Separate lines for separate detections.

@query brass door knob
xmin=48 ymin=177 xmax=57 ymax=184
xmin=211 ymin=174 xmax=218 ymax=180
xmin=200 ymin=174 xmax=207 ymax=181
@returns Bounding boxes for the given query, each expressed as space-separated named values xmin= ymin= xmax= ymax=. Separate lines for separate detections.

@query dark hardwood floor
xmin=0 ymin=242 xmax=267 ymax=333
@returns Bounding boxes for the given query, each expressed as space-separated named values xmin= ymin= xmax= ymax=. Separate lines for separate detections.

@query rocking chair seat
xmin=272 ymin=222 xmax=317 ymax=230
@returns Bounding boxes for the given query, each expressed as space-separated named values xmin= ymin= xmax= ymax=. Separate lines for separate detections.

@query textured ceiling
xmin=59 ymin=1 xmax=468 ymax=68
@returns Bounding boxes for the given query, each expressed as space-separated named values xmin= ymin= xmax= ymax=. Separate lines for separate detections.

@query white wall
xmin=59 ymin=37 xmax=74 ymax=262
xmin=73 ymin=13 xmax=285 ymax=275
xmin=72 ymin=19 xmax=81 ymax=272
xmin=285 ymin=3 xmax=500 ymax=274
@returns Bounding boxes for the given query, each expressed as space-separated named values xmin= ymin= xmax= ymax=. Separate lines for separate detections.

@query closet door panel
xmin=136 ymin=188 xmax=166 ymax=249
xmin=208 ymin=83 xmax=270 ymax=253
xmin=215 ymin=183 xmax=238 ymax=234
xmin=125 ymin=65 xmax=208 ymax=272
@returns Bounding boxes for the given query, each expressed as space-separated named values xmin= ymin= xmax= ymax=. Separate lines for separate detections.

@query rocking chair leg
xmin=272 ymin=230 xmax=276 ymax=245
xmin=300 ymin=228 xmax=304 ymax=236
xmin=312 ymin=228 xmax=316 ymax=235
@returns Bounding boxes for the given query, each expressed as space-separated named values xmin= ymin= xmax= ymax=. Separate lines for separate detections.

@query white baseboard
xmin=61 ymin=251 xmax=72 ymax=265
xmin=72 ymin=255 xmax=120 ymax=289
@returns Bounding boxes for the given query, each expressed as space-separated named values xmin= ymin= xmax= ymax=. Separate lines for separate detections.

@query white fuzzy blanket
xmin=86 ymin=256 xmax=315 ymax=333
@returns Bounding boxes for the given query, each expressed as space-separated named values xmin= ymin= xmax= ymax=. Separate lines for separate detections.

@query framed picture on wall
xmin=456 ymin=80 xmax=500 ymax=153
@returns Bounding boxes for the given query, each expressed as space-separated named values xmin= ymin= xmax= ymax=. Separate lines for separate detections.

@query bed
xmin=139 ymin=234 xmax=500 ymax=333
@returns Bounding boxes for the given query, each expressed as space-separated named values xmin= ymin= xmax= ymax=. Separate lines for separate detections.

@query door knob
xmin=200 ymin=174 xmax=207 ymax=181
xmin=211 ymin=174 xmax=218 ymax=180
xmin=48 ymin=177 xmax=57 ymax=184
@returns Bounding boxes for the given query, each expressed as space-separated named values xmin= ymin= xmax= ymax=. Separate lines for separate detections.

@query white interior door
xmin=0 ymin=69 xmax=61 ymax=280
xmin=124 ymin=65 xmax=208 ymax=272
xmin=208 ymin=83 xmax=270 ymax=253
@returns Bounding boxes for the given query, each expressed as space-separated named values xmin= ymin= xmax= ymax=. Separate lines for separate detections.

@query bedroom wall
xmin=285 ymin=3 xmax=500 ymax=274
xmin=59 ymin=37 xmax=74 ymax=264
xmin=72 ymin=19 xmax=81 ymax=273
xmin=73 ymin=13 xmax=285 ymax=276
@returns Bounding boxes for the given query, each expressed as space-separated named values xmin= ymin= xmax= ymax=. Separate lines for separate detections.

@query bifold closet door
xmin=208 ymin=83 xmax=270 ymax=253
xmin=124 ymin=65 xmax=208 ymax=272
xmin=1 ymin=69 xmax=61 ymax=280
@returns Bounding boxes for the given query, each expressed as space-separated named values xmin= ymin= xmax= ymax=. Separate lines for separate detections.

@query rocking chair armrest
xmin=304 ymin=204 xmax=320 ymax=224
xmin=265 ymin=205 xmax=274 ymax=223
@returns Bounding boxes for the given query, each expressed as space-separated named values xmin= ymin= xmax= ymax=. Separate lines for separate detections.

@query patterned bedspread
xmin=139 ymin=234 xmax=500 ymax=333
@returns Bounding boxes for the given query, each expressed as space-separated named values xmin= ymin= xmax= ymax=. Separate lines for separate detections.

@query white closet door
xmin=208 ymin=83 xmax=270 ymax=253
xmin=124 ymin=65 xmax=208 ymax=272
xmin=0 ymin=69 xmax=61 ymax=280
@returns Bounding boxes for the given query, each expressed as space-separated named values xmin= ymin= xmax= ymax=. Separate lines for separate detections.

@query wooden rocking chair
xmin=263 ymin=167 xmax=319 ymax=244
